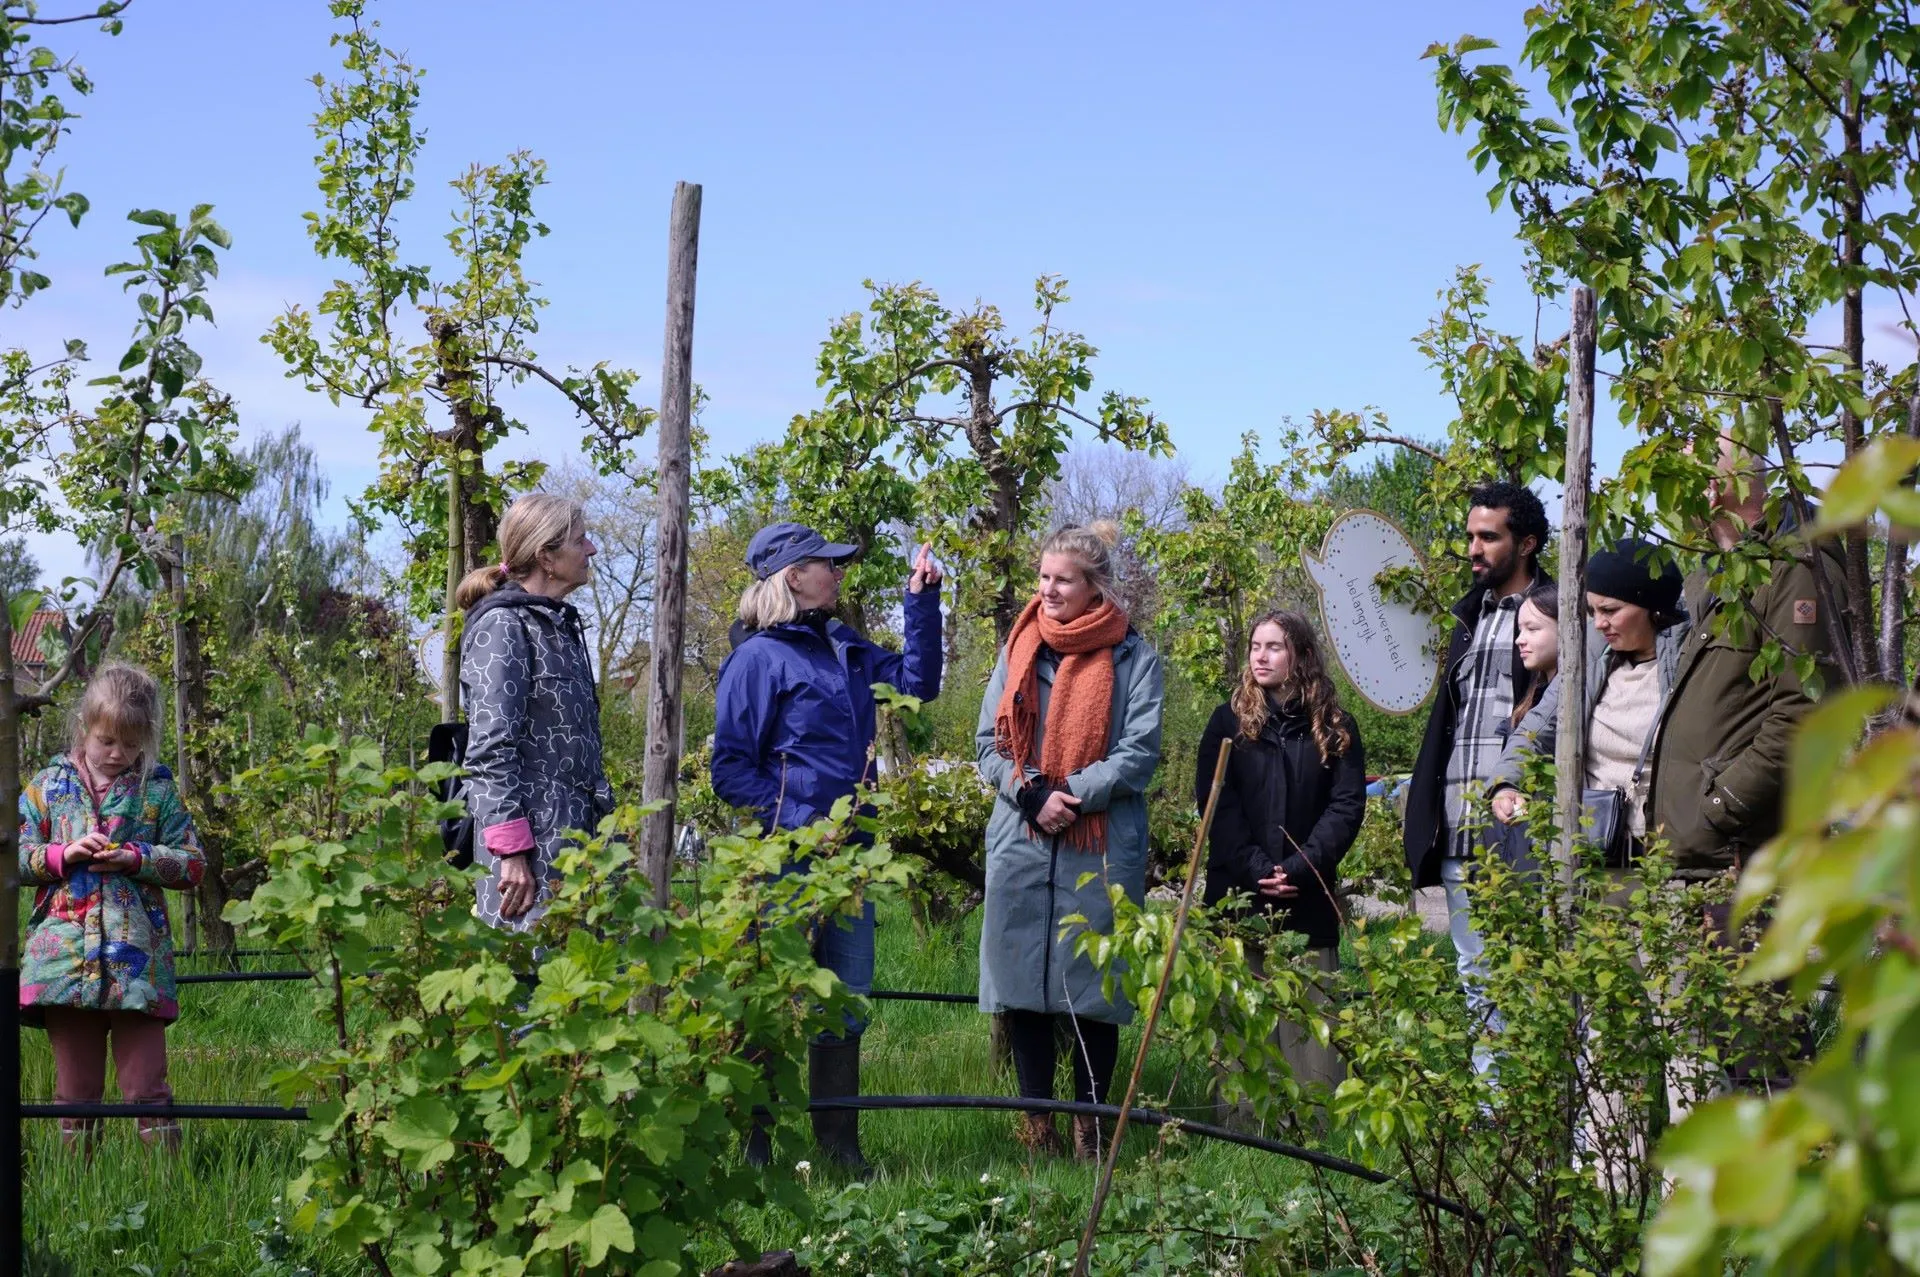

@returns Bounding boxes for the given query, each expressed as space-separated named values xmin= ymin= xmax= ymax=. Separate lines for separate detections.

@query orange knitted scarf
xmin=994 ymin=594 xmax=1130 ymax=853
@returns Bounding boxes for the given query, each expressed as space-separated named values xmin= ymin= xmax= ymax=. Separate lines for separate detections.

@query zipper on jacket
xmin=1042 ymin=833 xmax=1058 ymax=1010
xmin=825 ymin=631 xmax=862 ymax=772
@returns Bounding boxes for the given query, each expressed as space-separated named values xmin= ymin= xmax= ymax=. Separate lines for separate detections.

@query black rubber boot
xmin=809 ymin=1038 xmax=871 ymax=1176
xmin=743 ymin=1107 xmax=774 ymax=1168
xmin=743 ymin=1047 xmax=776 ymax=1168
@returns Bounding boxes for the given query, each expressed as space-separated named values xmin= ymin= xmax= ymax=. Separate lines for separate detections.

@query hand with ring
xmin=497 ymin=853 xmax=539 ymax=919
xmin=1036 ymin=789 xmax=1081 ymax=836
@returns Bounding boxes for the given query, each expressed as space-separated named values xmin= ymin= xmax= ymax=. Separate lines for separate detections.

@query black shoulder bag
xmin=1579 ymin=717 xmax=1657 ymax=869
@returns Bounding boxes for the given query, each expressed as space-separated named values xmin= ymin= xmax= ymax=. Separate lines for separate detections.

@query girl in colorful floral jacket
xmin=20 ymin=662 xmax=204 ymax=1149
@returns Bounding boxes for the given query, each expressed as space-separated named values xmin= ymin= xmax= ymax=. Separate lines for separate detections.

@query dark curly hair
xmin=1467 ymin=479 xmax=1550 ymax=567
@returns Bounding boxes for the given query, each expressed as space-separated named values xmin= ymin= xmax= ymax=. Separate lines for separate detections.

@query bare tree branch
xmin=847 ymin=357 xmax=974 ymax=418
xmin=475 ymin=353 xmax=622 ymax=434
xmin=1354 ymin=433 xmax=1446 ymax=462
xmin=11 ymin=1 xmax=134 ymax=26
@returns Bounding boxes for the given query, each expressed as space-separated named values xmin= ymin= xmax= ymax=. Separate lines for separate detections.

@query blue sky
xmin=23 ymin=0 xmax=1589 ymax=583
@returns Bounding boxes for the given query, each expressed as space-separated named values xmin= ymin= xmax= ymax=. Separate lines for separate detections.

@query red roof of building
xmin=12 ymin=609 xmax=66 ymax=667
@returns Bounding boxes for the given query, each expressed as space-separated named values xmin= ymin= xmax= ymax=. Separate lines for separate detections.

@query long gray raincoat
xmin=975 ymin=630 xmax=1165 ymax=1026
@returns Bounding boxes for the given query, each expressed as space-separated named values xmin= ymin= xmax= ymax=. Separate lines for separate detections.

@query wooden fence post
xmin=1 ymin=600 xmax=22 ymax=1277
xmin=1555 ymin=286 xmax=1597 ymax=897
xmin=170 ymin=534 xmax=197 ymax=953
xmin=639 ymin=182 xmax=702 ymax=907
xmin=442 ymin=461 xmax=465 ymax=723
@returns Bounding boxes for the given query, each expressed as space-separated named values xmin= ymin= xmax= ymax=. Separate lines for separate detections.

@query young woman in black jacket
xmin=1197 ymin=610 xmax=1367 ymax=1101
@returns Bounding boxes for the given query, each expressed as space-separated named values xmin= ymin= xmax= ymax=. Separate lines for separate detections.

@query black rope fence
xmin=30 ymin=961 xmax=1496 ymax=1226
xmin=24 ymin=1102 xmax=308 ymax=1121
xmin=18 ymin=1094 xmax=1484 ymax=1224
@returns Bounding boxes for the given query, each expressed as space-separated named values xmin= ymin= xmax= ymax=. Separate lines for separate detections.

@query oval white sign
xmin=1302 ymin=510 xmax=1438 ymax=716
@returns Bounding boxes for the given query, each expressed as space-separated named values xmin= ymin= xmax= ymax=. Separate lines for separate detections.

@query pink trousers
xmin=44 ymin=1007 xmax=176 ymax=1146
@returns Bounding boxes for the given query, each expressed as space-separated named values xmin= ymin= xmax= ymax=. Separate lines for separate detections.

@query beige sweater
xmin=1585 ymin=658 xmax=1661 ymax=836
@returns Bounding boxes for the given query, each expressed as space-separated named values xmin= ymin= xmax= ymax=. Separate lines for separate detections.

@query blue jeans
xmin=809 ymin=896 xmax=876 ymax=1044
xmin=1440 ymin=857 xmax=1502 ymax=1078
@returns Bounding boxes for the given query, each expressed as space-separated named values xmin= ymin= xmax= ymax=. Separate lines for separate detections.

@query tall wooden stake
xmin=170 ymin=534 xmax=196 ymax=953
xmin=1071 ymin=740 xmax=1232 ymax=1277
xmin=640 ymin=181 xmax=702 ymax=907
xmin=1555 ymin=286 xmax=1597 ymax=898
xmin=0 ymin=600 xmax=22 ymax=1277
xmin=442 ymin=459 xmax=466 ymax=724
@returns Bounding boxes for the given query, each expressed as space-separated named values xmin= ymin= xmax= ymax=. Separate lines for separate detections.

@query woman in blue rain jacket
xmin=711 ymin=522 xmax=943 ymax=1171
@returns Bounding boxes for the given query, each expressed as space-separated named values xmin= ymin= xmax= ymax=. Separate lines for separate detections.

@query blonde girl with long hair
xmin=20 ymin=662 xmax=205 ymax=1151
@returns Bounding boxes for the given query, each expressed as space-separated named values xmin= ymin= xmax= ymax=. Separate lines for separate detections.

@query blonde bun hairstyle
xmin=1040 ymin=520 xmax=1124 ymax=608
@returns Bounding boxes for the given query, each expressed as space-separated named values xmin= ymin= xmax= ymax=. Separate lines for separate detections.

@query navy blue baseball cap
xmin=746 ymin=521 xmax=858 ymax=580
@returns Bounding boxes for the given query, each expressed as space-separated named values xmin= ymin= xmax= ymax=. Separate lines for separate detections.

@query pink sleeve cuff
xmin=46 ymin=844 xmax=66 ymax=877
xmin=482 ymin=819 xmax=535 ymax=855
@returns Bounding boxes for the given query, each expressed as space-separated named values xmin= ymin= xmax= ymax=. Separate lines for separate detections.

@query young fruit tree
xmin=1429 ymin=0 xmax=1920 ymax=688
xmin=769 ymin=274 xmax=1173 ymax=647
xmin=1 ymin=0 xmax=256 ymax=1245
xmin=267 ymin=0 xmax=654 ymax=721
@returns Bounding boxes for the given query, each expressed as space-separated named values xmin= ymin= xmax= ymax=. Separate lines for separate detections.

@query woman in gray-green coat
xmin=976 ymin=521 xmax=1166 ymax=1161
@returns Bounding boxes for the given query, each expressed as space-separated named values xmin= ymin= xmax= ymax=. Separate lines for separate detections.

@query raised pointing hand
xmin=907 ymin=542 xmax=944 ymax=594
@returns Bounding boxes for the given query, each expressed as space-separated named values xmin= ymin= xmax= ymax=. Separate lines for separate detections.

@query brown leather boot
xmin=1015 ymin=1111 xmax=1063 ymax=1156
xmin=1071 ymin=1114 xmax=1102 ymax=1163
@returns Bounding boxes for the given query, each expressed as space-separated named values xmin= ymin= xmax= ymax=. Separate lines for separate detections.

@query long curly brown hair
xmin=1230 ymin=610 xmax=1354 ymax=764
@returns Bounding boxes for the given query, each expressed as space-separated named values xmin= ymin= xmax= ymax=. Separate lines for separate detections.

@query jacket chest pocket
xmin=782 ymin=673 xmax=855 ymax=738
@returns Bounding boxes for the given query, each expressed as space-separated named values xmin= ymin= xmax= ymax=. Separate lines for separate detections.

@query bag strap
xmin=1630 ymin=702 xmax=1660 ymax=803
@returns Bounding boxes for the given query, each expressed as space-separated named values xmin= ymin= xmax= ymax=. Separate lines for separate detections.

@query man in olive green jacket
xmin=1648 ymin=450 xmax=1843 ymax=876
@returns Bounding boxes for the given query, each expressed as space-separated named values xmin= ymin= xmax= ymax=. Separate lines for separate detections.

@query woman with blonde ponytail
xmin=976 ymin=520 xmax=1165 ymax=1162
xmin=458 ymin=493 xmax=613 ymax=932
xmin=1198 ymin=610 xmax=1366 ymax=1106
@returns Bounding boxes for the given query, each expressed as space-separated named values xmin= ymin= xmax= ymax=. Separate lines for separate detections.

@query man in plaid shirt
xmin=1402 ymin=481 xmax=1552 ymax=1077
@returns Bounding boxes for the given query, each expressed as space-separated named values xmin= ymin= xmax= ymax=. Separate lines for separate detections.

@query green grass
xmin=23 ymin=956 xmax=350 ymax=1275
xmin=24 ymin=910 xmax=1405 ymax=1275
xmin=705 ymin=915 xmax=1356 ymax=1270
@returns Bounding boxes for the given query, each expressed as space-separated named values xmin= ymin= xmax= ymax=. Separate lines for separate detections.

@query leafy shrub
xmin=876 ymin=760 xmax=991 ymax=878
xmin=226 ymin=728 xmax=908 ymax=1276
xmin=1647 ymin=687 xmax=1920 ymax=1273
xmin=1080 ymin=823 xmax=1797 ymax=1276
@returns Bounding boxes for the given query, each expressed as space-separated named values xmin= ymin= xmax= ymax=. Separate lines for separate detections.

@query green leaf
xmin=1709 ymin=1140 xmax=1797 ymax=1226
xmin=1642 ymin=1184 xmax=1720 ymax=1276
xmin=8 ymin=591 xmax=44 ymax=635
xmin=499 ymin=1117 xmax=533 ymax=1168
xmin=1786 ymin=686 xmax=1892 ymax=832
xmin=379 ymin=1097 xmax=458 ymax=1171
xmin=581 ymin=1204 xmax=634 ymax=1266
xmin=1816 ymin=437 xmax=1920 ymax=532
xmin=416 ymin=968 xmax=466 ymax=1012
xmin=461 ymin=1058 xmax=524 ymax=1091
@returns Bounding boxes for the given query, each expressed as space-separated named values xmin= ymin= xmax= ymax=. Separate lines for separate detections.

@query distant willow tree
xmin=0 ymin=538 xmax=38 ymax=600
